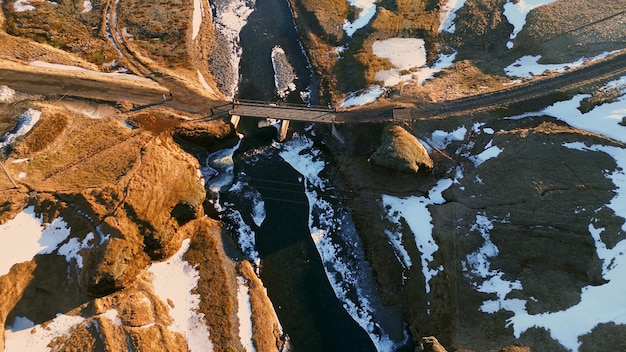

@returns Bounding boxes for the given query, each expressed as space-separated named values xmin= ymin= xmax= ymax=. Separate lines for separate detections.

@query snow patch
xmin=225 ymin=210 xmax=260 ymax=267
xmin=439 ymin=0 xmax=467 ymax=33
xmin=503 ymin=0 xmax=557 ymax=48
xmin=13 ymin=0 xmax=35 ymax=12
xmin=271 ymin=46 xmax=297 ymax=99
xmin=197 ymin=70 xmax=216 ymax=95
xmin=507 ymin=76 xmax=626 ymax=143
xmin=57 ymin=233 xmax=95 ymax=269
xmin=428 ymin=126 xmax=467 ymax=149
xmin=0 ymin=108 xmax=41 ymax=151
xmin=343 ymin=0 xmax=377 ymax=36
xmin=81 ymin=0 xmax=92 ymax=13
xmin=0 ymin=206 xmax=72 ymax=277
xmin=5 ymin=314 xmax=86 ymax=351
xmin=100 ymin=309 xmax=123 ymax=326
xmin=149 ymin=239 xmax=213 ymax=352
xmin=382 ymin=179 xmax=454 ymax=295
xmin=504 ymin=51 xmax=615 ymax=78
xmin=372 ymin=38 xmax=456 ymax=86
xmin=339 ymin=85 xmax=385 ymax=108
xmin=470 ymin=140 xmax=503 ymax=166
xmin=0 ymin=85 xmax=16 ymax=103
xmin=236 ymin=277 xmax=256 ymax=352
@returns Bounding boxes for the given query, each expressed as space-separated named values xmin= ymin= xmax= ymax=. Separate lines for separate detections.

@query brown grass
xmin=185 ymin=218 xmax=240 ymax=351
xmin=3 ymin=0 xmax=117 ymax=66
xmin=514 ymin=0 xmax=626 ymax=62
xmin=128 ymin=112 xmax=184 ymax=135
xmin=238 ymin=261 xmax=284 ymax=352
xmin=119 ymin=0 xmax=192 ymax=67
xmin=6 ymin=105 xmax=149 ymax=190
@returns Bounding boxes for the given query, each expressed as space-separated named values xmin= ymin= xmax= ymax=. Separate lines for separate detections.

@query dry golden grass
xmin=13 ymin=110 xmax=69 ymax=154
xmin=119 ymin=0 xmax=192 ymax=67
xmin=128 ymin=112 xmax=184 ymax=135
xmin=291 ymin=0 xmax=348 ymax=43
xmin=5 ymin=104 xmax=150 ymax=190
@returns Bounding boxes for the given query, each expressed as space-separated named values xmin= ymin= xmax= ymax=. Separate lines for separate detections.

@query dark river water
xmin=230 ymin=0 xmax=377 ymax=350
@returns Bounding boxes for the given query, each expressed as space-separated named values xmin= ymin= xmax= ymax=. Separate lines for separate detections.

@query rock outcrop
xmin=370 ymin=125 xmax=433 ymax=173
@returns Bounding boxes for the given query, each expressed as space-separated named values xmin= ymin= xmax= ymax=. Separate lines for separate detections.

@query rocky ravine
xmin=0 ymin=97 xmax=283 ymax=351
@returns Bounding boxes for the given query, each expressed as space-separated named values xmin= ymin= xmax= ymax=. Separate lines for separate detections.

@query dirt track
xmin=0 ymin=59 xmax=223 ymax=114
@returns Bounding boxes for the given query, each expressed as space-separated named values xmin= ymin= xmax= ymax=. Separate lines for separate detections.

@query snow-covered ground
xmin=343 ymin=0 xmax=377 ymax=36
xmin=149 ymin=239 xmax=213 ymax=352
xmin=459 ymin=76 xmax=626 ymax=351
xmin=0 ymin=206 xmax=73 ymax=277
xmin=372 ymin=38 xmax=456 ymax=88
xmin=13 ymin=0 xmax=35 ymax=12
xmin=211 ymin=0 xmax=255 ymax=98
xmin=236 ymin=276 xmax=256 ymax=352
xmin=339 ymin=85 xmax=385 ymax=108
xmin=505 ymin=51 xmax=616 ymax=78
xmin=0 ymin=108 xmax=41 ymax=151
xmin=382 ymin=179 xmax=453 ymax=295
xmin=5 ymin=314 xmax=86 ymax=351
xmin=439 ymin=0 xmax=467 ymax=33
xmin=503 ymin=0 xmax=557 ymax=48
xmin=508 ymin=75 xmax=626 ymax=143
xmin=278 ymin=133 xmax=399 ymax=351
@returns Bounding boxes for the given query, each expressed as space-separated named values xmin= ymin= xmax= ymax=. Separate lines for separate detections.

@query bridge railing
xmin=234 ymin=99 xmax=335 ymax=112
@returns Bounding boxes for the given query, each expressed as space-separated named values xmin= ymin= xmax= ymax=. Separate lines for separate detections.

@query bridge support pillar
xmin=230 ymin=114 xmax=240 ymax=128
xmin=331 ymin=120 xmax=345 ymax=144
xmin=278 ymin=119 xmax=290 ymax=141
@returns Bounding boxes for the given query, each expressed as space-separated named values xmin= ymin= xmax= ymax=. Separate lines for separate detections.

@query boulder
xmin=370 ymin=125 xmax=433 ymax=173
xmin=419 ymin=336 xmax=447 ymax=352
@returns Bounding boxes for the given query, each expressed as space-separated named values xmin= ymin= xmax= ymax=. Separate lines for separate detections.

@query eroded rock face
xmin=370 ymin=125 xmax=433 ymax=173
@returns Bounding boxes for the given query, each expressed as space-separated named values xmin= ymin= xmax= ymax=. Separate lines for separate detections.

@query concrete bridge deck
xmin=231 ymin=100 xmax=339 ymax=123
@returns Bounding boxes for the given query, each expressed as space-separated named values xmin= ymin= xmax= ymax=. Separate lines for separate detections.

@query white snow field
xmin=372 ymin=38 xmax=456 ymax=87
xmin=0 ymin=206 xmax=73 ymax=277
xmin=149 ymin=239 xmax=214 ymax=352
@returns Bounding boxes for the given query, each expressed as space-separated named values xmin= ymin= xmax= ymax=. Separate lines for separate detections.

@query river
xmin=205 ymin=0 xmax=410 ymax=350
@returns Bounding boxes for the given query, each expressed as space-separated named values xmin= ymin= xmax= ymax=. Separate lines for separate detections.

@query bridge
xmin=231 ymin=100 xmax=339 ymax=122
xmin=222 ymin=100 xmax=343 ymax=141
